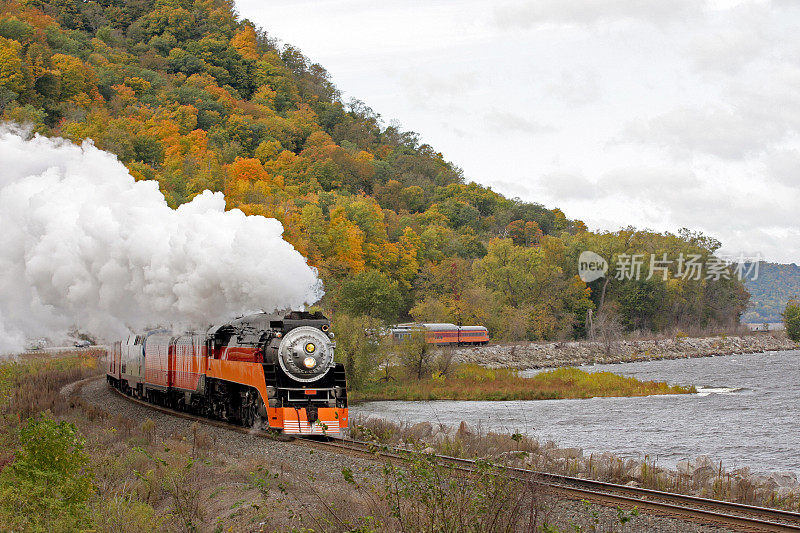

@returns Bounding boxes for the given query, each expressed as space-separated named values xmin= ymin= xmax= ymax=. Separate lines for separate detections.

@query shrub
xmin=0 ymin=416 xmax=94 ymax=532
xmin=374 ymin=452 xmax=534 ymax=532
xmin=0 ymin=350 xmax=101 ymax=419
xmin=312 ymin=443 xmax=538 ymax=532
xmin=784 ymin=300 xmax=800 ymax=342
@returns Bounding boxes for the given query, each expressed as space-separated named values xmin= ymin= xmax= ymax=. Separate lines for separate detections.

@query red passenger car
xmin=390 ymin=323 xmax=490 ymax=346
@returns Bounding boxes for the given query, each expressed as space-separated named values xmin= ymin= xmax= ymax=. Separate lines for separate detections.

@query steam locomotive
xmin=106 ymin=311 xmax=348 ymax=435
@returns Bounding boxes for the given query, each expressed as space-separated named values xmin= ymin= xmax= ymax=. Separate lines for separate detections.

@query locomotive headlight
xmin=304 ymin=342 xmax=316 ymax=353
xmin=303 ymin=356 xmax=317 ymax=369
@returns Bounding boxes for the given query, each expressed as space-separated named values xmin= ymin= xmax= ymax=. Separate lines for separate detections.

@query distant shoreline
xmin=451 ymin=333 xmax=797 ymax=369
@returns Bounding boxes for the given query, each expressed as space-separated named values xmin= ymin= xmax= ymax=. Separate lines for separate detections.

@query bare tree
xmin=594 ymin=307 xmax=624 ymax=357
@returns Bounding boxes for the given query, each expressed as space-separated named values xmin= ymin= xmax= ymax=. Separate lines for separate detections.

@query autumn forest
xmin=0 ymin=0 xmax=751 ymax=340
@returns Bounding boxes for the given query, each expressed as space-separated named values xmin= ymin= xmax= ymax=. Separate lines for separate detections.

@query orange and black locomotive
xmin=106 ymin=311 xmax=347 ymax=435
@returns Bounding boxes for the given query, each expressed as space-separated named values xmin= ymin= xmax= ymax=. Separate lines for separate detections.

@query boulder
xmin=692 ymin=465 xmax=717 ymax=485
xmin=776 ymin=487 xmax=798 ymax=499
xmin=625 ymin=462 xmax=645 ymax=480
xmin=691 ymin=455 xmax=717 ymax=484
xmin=408 ymin=421 xmax=433 ymax=439
xmin=546 ymin=447 xmax=583 ymax=460
xmin=456 ymin=420 xmax=474 ymax=437
xmin=767 ymin=471 xmax=799 ymax=488
xmin=756 ymin=475 xmax=779 ymax=491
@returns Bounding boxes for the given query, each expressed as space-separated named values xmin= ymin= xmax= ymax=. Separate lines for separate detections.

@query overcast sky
xmin=238 ymin=0 xmax=798 ymax=264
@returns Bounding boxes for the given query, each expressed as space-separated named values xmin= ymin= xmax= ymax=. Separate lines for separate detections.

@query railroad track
xmin=295 ymin=438 xmax=800 ymax=533
xmin=103 ymin=382 xmax=800 ymax=532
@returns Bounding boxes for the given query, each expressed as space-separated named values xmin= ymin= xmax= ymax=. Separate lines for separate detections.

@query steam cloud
xmin=0 ymin=127 xmax=323 ymax=354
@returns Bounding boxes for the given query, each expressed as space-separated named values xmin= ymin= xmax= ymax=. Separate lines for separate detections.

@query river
xmin=354 ymin=349 xmax=800 ymax=474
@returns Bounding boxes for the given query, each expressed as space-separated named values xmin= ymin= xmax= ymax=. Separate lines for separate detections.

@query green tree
xmin=332 ymin=314 xmax=386 ymax=390
xmin=784 ymin=300 xmax=800 ymax=342
xmin=0 ymin=17 xmax=34 ymax=42
xmin=337 ymin=269 xmax=402 ymax=323
xmin=616 ymin=278 xmax=666 ymax=331
xmin=0 ymin=416 xmax=94 ymax=532
xmin=397 ymin=329 xmax=432 ymax=380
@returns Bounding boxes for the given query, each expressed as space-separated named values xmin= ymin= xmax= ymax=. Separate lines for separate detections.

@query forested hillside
xmin=743 ymin=262 xmax=800 ymax=323
xmin=0 ymin=0 xmax=750 ymax=339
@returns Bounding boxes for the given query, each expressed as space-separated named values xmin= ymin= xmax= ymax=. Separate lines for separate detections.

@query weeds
xmin=351 ymin=363 xmax=693 ymax=401
xmin=353 ymin=416 xmax=800 ymax=513
xmin=0 ymin=350 xmax=102 ymax=421
xmin=294 ymin=442 xmax=543 ymax=532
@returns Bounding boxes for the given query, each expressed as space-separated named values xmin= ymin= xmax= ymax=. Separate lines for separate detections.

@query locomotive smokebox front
xmin=276 ymin=325 xmax=335 ymax=383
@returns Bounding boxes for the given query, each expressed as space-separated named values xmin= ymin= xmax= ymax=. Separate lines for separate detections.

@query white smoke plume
xmin=0 ymin=127 xmax=323 ymax=354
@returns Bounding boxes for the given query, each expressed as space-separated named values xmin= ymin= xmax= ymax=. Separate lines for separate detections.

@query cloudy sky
xmin=238 ymin=0 xmax=799 ymax=264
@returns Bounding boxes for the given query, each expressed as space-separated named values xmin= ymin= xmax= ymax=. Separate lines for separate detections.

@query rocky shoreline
xmin=452 ymin=333 xmax=797 ymax=369
xmin=360 ymin=418 xmax=800 ymax=509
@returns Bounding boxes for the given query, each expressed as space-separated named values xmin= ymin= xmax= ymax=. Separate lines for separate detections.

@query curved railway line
xmin=102 ymin=380 xmax=800 ymax=532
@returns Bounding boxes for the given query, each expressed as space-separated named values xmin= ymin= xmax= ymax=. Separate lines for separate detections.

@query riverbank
xmin=352 ymin=417 xmax=800 ymax=512
xmin=451 ymin=332 xmax=796 ymax=368
xmin=351 ymin=365 xmax=693 ymax=402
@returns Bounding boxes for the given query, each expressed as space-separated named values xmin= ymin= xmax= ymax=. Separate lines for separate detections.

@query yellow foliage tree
xmin=231 ymin=25 xmax=259 ymax=60
xmin=0 ymin=37 xmax=28 ymax=95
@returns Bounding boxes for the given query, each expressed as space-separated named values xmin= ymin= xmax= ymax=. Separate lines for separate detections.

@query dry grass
xmin=0 ymin=350 xmax=103 ymax=446
xmin=352 ymin=364 xmax=693 ymax=401
xmin=352 ymin=416 xmax=800 ymax=513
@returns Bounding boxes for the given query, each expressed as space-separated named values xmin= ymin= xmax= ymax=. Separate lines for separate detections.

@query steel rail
xmin=297 ymin=437 xmax=800 ymax=533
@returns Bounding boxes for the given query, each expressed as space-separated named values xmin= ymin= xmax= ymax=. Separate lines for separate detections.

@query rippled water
xmin=354 ymin=349 xmax=800 ymax=474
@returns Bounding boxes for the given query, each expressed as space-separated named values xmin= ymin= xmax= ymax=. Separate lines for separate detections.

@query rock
xmin=421 ymin=447 xmax=436 ymax=455
xmin=456 ymin=420 xmax=473 ymax=437
xmin=692 ymin=465 xmax=717 ymax=485
xmin=757 ymin=475 xmax=779 ymax=491
xmin=451 ymin=333 xmax=795 ymax=369
xmin=546 ymin=447 xmax=583 ymax=460
xmin=498 ymin=450 xmax=529 ymax=462
xmin=767 ymin=471 xmax=798 ymax=488
xmin=732 ymin=466 xmax=751 ymax=478
xmin=694 ymin=455 xmax=714 ymax=469
xmin=691 ymin=456 xmax=717 ymax=484
xmin=626 ymin=462 xmax=645 ymax=480
xmin=432 ymin=432 xmax=451 ymax=445
xmin=408 ymin=421 xmax=433 ymax=439
xmin=626 ymin=480 xmax=641 ymax=487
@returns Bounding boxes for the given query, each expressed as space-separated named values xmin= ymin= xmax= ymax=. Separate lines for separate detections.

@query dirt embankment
xmin=452 ymin=333 xmax=797 ymax=368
